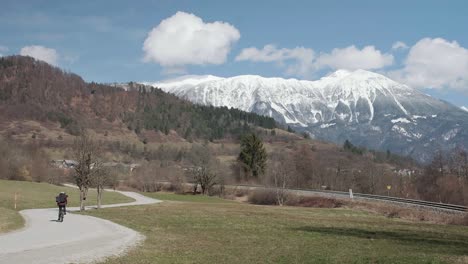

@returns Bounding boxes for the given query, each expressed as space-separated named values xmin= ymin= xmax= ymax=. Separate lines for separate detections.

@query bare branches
xmin=187 ymin=144 xmax=218 ymax=195
xmin=188 ymin=166 xmax=217 ymax=195
xmin=72 ymin=131 xmax=104 ymax=211
xmin=268 ymin=152 xmax=296 ymax=206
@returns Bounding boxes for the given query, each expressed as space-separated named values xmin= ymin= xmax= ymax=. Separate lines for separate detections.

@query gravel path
xmin=0 ymin=189 xmax=161 ymax=264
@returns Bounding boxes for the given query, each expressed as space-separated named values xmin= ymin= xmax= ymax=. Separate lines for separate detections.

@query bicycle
xmin=58 ymin=207 xmax=65 ymax=222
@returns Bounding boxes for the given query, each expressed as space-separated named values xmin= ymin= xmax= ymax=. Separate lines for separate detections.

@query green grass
xmin=0 ymin=179 xmax=135 ymax=233
xmin=0 ymin=180 xmax=134 ymax=211
xmin=83 ymin=193 xmax=468 ymax=264
xmin=0 ymin=207 xmax=23 ymax=233
xmin=141 ymin=192 xmax=235 ymax=203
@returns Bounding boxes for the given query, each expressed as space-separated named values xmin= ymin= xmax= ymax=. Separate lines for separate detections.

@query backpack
xmin=56 ymin=194 xmax=66 ymax=204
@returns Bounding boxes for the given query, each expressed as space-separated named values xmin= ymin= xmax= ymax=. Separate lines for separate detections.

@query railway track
xmin=233 ymin=184 xmax=467 ymax=213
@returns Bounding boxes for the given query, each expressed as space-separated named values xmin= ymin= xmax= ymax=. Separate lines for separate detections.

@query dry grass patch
xmin=287 ymin=195 xmax=345 ymax=208
xmin=347 ymin=200 xmax=468 ymax=226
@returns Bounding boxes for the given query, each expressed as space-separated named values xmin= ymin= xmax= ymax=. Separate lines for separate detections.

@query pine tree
xmin=343 ymin=139 xmax=353 ymax=150
xmin=238 ymin=133 xmax=267 ymax=179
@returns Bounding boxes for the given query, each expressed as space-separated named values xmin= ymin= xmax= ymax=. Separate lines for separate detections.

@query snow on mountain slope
xmin=147 ymin=70 xmax=468 ymax=162
xmin=150 ymin=70 xmax=417 ymax=126
xmin=145 ymin=75 xmax=222 ymax=90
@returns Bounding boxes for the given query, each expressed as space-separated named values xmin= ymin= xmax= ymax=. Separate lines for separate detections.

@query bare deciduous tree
xmin=93 ymin=167 xmax=114 ymax=209
xmin=268 ymin=152 xmax=296 ymax=206
xmin=189 ymin=166 xmax=217 ymax=195
xmin=73 ymin=131 xmax=103 ymax=211
xmin=187 ymin=144 xmax=218 ymax=195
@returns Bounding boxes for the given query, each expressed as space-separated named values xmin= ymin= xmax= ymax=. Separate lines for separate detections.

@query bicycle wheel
xmin=58 ymin=208 xmax=64 ymax=222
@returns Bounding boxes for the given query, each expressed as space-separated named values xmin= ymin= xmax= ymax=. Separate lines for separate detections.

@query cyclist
xmin=56 ymin=192 xmax=68 ymax=219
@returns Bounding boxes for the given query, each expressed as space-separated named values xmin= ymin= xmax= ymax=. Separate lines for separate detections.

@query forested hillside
xmin=0 ymin=56 xmax=276 ymax=140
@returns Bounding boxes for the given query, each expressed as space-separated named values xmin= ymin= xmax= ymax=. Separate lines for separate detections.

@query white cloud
xmin=392 ymin=41 xmax=408 ymax=50
xmin=20 ymin=45 xmax=59 ymax=66
xmin=235 ymin=44 xmax=315 ymax=77
xmin=143 ymin=11 xmax=240 ymax=68
xmin=236 ymin=44 xmax=392 ymax=77
xmin=316 ymin=45 xmax=394 ymax=71
xmin=390 ymin=38 xmax=468 ymax=90
xmin=461 ymin=106 xmax=468 ymax=112
xmin=0 ymin=45 xmax=8 ymax=57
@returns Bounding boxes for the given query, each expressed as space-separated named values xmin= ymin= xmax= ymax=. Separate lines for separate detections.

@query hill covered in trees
xmin=0 ymin=55 xmax=276 ymax=141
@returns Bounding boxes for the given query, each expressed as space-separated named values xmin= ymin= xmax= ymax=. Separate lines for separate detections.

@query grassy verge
xmin=84 ymin=193 xmax=468 ymax=264
xmin=0 ymin=179 xmax=134 ymax=210
xmin=0 ymin=179 xmax=135 ymax=233
xmin=0 ymin=207 xmax=23 ymax=233
xmin=141 ymin=192 xmax=235 ymax=203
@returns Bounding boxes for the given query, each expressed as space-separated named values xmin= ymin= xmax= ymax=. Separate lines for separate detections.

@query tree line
xmin=0 ymin=56 xmax=277 ymax=141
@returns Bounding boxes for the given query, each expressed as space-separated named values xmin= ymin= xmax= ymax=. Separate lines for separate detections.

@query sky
xmin=1 ymin=0 xmax=468 ymax=107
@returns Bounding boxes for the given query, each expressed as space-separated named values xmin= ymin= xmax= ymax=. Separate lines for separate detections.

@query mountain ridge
xmin=147 ymin=70 xmax=468 ymax=162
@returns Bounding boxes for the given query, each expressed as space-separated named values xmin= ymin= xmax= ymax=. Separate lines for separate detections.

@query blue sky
xmin=1 ymin=0 xmax=468 ymax=107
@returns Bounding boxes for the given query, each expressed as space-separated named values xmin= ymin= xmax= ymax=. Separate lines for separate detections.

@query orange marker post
xmin=14 ymin=191 xmax=18 ymax=210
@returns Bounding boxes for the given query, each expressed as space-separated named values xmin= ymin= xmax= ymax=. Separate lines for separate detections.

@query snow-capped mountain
xmin=147 ymin=70 xmax=468 ymax=162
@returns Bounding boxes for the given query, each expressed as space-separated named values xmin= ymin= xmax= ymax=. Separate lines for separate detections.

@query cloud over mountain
xmin=315 ymin=45 xmax=394 ymax=71
xmin=392 ymin=41 xmax=408 ymax=50
xmin=0 ymin=45 xmax=8 ymax=57
xmin=143 ymin=11 xmax=240 ymax=69
xmin=235 ymin=44 xmax=315 ymax=77
xmin=236 ymin=44 xmax=393 ymax=78
xmin=390 ymin=38 xmax=468 ymax=91
xmin=20 ymin=45 xmax=59 ymax=66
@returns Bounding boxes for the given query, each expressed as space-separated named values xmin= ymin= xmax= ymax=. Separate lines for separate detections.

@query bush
xmin=167 ymin=174 xmax=185 ymax=194
xmin=385 ymin=208 xmax=402 ymax=218
xmin=209 ymin=184 xmax=225 ymax=197
xmin=64 ymin=121 xmax=81 ymax=136
xmin=234 ymin=188 xmax=249 ymax=197
xmin=448 ymin=213 xmax=468 ymax=226
xmin=248 ymin=189 xmax=277 ymax=205
xmin=286 ymin=195 xmax=344 ymax=208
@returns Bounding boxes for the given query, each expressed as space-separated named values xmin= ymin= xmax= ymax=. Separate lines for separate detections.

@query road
xmin=0 ymin=190 xmax=161 ymax=264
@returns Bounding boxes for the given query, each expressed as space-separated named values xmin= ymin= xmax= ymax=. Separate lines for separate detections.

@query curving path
xmin=0 ymin=189 xmax=161 ymax=264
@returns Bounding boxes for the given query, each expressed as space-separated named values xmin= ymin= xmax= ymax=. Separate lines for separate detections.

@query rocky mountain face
xmin=148 ymin=70 xmax=468 ymax=162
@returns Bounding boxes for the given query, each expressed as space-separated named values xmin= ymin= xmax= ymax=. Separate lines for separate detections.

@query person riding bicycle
xmin=56 ymin=192 xmax=68 ymax=218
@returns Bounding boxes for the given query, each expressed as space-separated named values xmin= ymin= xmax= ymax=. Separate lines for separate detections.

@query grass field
xmin=0 ymin=179 xmax=135 ymax=233
xmin=84 ymin=193 xmax=468 ymax=264
xmin=0 ymin=207 xmax=23 ymax=233
xmin=141 ymin=192 xmax=235 ymax=204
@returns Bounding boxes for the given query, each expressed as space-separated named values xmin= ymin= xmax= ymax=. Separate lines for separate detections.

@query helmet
xmin=60 ymin=191 xmax=65 ymax=194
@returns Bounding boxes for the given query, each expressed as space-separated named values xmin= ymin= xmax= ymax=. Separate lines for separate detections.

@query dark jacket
xmin=56 ymin=194 xmax=68 ymax=206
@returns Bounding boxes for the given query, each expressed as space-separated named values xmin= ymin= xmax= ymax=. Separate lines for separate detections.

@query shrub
xmin=286 ymin=195 xmax=345 ymax=208
xmin=385 ymin=208 xmax=402 ymax=218
xmin=448 ymin=213 xmax=468 ymax=226
xmin=248 ymin=188 xmax=277 ymax=205
xmin=167 ymin=174 xmax=185 ymax=194
xmin=234 ymin=188 xmax=249 ymax=197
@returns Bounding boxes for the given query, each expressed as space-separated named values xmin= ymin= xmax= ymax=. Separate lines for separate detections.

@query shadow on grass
xmin=294 ymin=226 xmax=468 ymax=256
